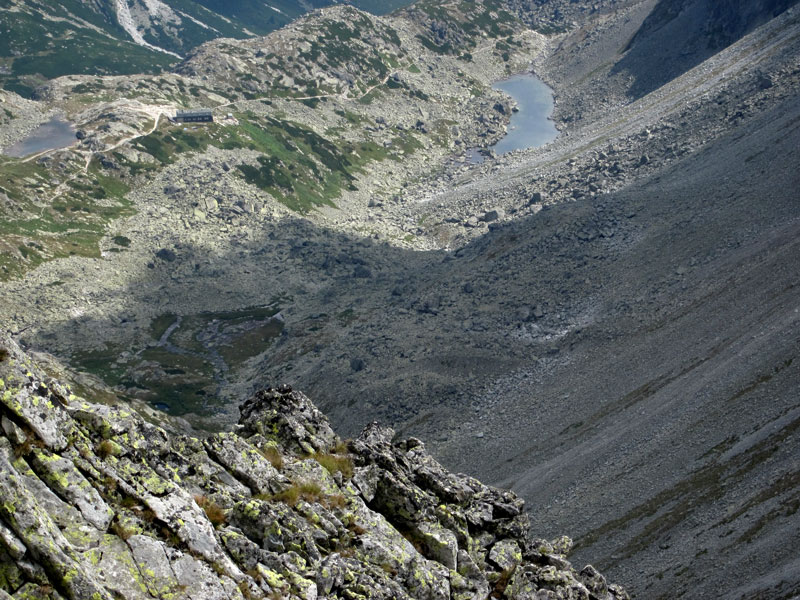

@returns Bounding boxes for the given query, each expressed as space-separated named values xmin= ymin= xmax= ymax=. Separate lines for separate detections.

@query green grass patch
xmin=358 ymin=88 xmax=383 ymax=105
xmin=149 ymin=314 xmax=177 ymax=341
xmin=194 ymin=495 xmax=227 ymax=528
xmin=308 ymin=451 xmax=354 ymax=480
xmin=230 ymin=114 xmax=393 ymax=213
xmin=258 ymin=444 xmax=284 ymax=470
xmin=264 ymin=482 xmax=324 ymax=507
xmin=130 ymin=113 xmax=398 ymax=214
xmin=133 ymin=125 xmax=215 ymax=164
xmin=258 ymin=481 xmax=347 ymax=509
xmin=217 ymin=318 xmax=284 ymax=365
xmin=71 ymin=304 xmax=285 ymax=417
xmin=334 ymin=109 xmax=366 ymax=125
xmin=0 ymin=159 xmax=134 ymax=280
xmin=71 ymin=348 xmax=128 ymax=387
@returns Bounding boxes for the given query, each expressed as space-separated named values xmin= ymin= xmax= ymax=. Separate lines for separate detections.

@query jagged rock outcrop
xmin=0 ymin=334 xmax=627 ymax=599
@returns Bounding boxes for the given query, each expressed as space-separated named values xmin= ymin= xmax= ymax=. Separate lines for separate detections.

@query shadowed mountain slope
xmin=0 ymin=1 xmax=798 ymax=598
xmin=613 ymin=0 xmax=800 ymax=97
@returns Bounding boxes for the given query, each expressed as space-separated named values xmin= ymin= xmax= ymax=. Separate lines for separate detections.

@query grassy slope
xmin=0 ymin=156 xmax=133 ymax=279
xmin=130 ymin=111 xmax=415 ymax=213
xmin=0 ymin=8 xmax=176 ymax=96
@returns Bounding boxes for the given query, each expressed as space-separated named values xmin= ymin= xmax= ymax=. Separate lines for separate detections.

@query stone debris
xmin=0 ymin=334 xmax=628 ymax=599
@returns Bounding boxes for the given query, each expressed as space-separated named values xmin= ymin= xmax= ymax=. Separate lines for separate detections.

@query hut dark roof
xmin=176 ymin=109 xmax=213 ymax=118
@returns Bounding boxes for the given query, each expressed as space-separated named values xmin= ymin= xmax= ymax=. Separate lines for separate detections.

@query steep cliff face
xmin=0 ymin=334 xmax=627 ymax=599
xmin=613 ymin=0 xmax=800 ymax=97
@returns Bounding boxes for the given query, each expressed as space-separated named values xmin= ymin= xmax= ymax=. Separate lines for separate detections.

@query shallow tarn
xmin=468 ymin=73 xmax=559 ymax=162
xmin=3 ymin=115 xmax=77 ymax=157
xmin=492 ymin=73 xmax=559 ymax=154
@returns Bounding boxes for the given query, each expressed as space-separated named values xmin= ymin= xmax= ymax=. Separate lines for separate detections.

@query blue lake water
xmin=493 ymin=73 xmax=558 ymax=153
xmin=468 ymin=73 xmax=558 ymax=161
xmin=4 ymin=116 xmax=77 ymax=157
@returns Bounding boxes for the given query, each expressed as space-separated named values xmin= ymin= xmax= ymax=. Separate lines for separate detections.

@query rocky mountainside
xmin=0 ymin=0 xmax=416 ymax=97
xmin=0 ymin=334 xmax=628 ymax=599
xmin=0 ymin=0 xmax=537 ymax=282
xmin=540 ymin=0 xmax=800 ymax=124
xmin=612 ymin=0 xmax=800 ymax=98
xmin=1 ymin=0 xmax=799 ymax=598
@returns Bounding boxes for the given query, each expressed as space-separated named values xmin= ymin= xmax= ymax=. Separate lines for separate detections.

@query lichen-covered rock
xmin=489 ymin=538 xmax=522 ymax=571
xmin=28 ymin=449 xmax=113 ymax=530
xmin=89 ymin=535 xmax=151 ymax=600
xmin=0 ymin=342 xmax=72 ymax=451
xmin=127 ymin=534 xmax=180 ymax=598
xmin=0 ymin=444 xmax=110 ymax=600
xmin=0 ymin=334 xmax=628 ymax=599
xmin=238 ymin=386 xmax=337 ymax=455
xmin=203 ymin=431 xmax=285 ymax=494
xmin=580 ymin=564 xmax=609 ymax=597
xmin=414 ymin=521 xmax=459 ymax=570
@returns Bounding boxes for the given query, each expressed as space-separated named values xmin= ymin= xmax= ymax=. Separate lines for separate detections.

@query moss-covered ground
xmin=73 ymin=303 xmax=284 ymax=417
xmin=0 ymin=156 xmax=133 ymax=281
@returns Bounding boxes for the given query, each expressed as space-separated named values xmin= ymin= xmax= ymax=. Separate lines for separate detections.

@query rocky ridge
xmin=0 ymin=333 xmax=627 ymax=599
xmin=0 ymin=0 xmax=410 ymax=97
xmin=1 ymin=1 xmax=799 ymax=598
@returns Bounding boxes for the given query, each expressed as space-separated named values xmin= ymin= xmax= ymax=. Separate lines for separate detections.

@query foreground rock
xmin=0 ymin=334 xmax=627 ymax=600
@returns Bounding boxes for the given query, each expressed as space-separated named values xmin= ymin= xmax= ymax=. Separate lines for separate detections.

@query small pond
xmin=468 ymin=73 xmax=558 ymax=162
xmin=3 ymin=116 xmax=77 ymax=157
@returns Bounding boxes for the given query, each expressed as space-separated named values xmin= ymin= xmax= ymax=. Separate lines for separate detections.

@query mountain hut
xmin=174 ymin=109 xmax=213 ymax=123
